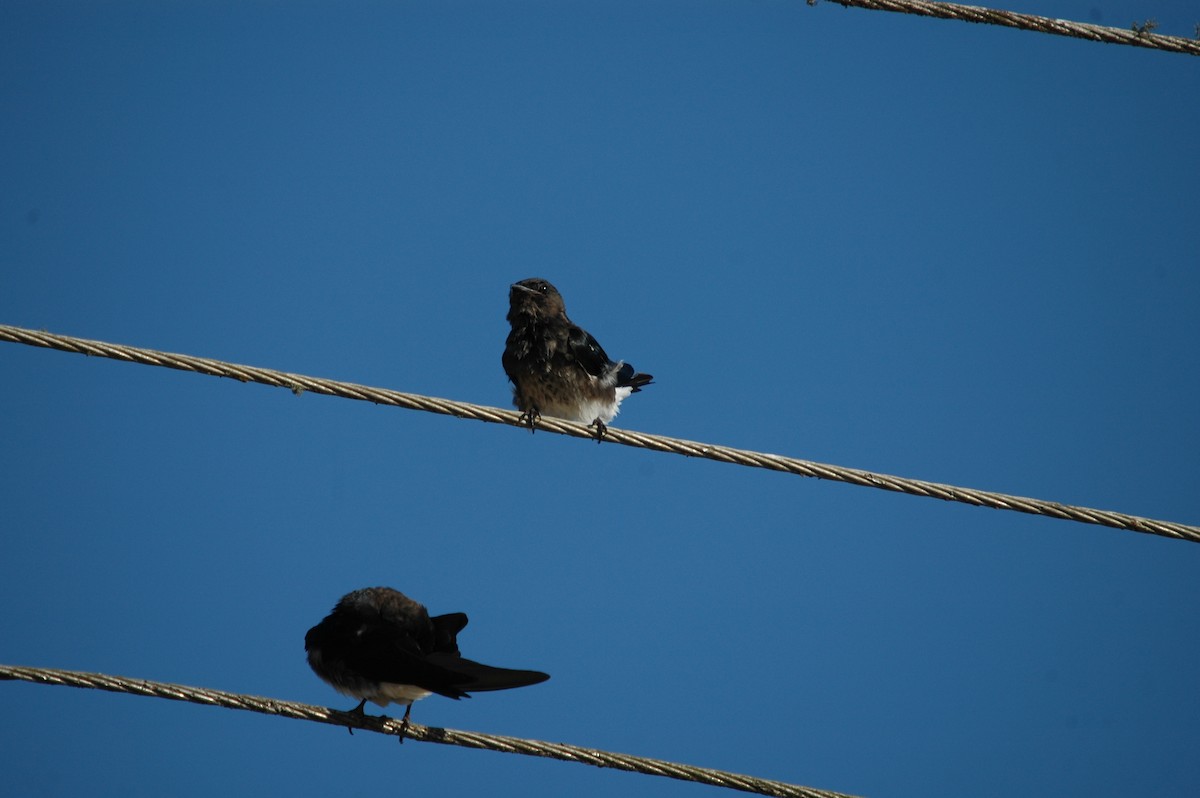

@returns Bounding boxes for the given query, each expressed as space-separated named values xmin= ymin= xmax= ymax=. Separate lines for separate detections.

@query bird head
xmin=508 ymin=278 xmax=566 ymax=321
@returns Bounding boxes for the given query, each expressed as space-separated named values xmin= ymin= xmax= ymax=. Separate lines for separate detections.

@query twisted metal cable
xmin=2 ymin=323 xmax=1196 ymax=544
xmin=813 ymin=0 xmax=1200 ymax=56
xmin=0 ymin=664 xmax=858 ymax=798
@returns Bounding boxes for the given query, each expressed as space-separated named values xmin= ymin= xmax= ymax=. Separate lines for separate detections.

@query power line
xmin=811 ymin=0 xmax=1200 ymax=56
xmin=2 ymin=322 xmax=1196 ymax=544
xmin=0 ymin=664 xmax=860 ymax=798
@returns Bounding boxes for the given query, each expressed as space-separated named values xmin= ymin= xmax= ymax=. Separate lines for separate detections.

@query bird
xmin=502 ymin=277 xmax=653 ymax=440
xmin=305 ymin=587 xmax=549 ymax=736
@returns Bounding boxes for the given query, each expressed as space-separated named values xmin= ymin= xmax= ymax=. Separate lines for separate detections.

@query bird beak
xmin=510 ymin=283 xmax=538 ymax=295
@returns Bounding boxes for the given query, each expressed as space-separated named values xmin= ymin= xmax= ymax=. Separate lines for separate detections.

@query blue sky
xmin=2 ymin=2 xmax=1198 ymax=796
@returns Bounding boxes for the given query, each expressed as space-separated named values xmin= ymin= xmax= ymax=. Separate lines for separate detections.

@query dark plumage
xmin=502 ymin=277 xmax=653 ymax=438
xmin=305 ymin=587 xmax=549 ymax=729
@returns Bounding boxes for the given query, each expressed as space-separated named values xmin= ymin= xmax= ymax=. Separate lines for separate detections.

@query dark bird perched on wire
xmin=305 ymin=587 xmax=549 ymax=737
xmin=503 ymin=277 xmax=653 ymax=440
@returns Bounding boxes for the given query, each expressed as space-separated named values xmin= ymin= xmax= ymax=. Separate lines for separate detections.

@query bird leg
xmin=397 ymin=703 xmax=413 ymax=745
xmin=344 ymin=698 xmax=367 ymax=735
xmin=589 ymin=418 xmax=608 ymax=443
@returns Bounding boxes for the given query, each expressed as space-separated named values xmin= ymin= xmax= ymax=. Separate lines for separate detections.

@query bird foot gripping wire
xmin=518 ymin=407 xmax=541 ymax=433
xmin=397 ymin=704 xmax=412 ymax=744
xmin=340 ymin=699 xmax=411 ymax=744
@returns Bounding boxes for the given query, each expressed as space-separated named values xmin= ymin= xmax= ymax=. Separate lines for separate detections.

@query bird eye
xmin=538 ymin=283 xmax=548 ymax=293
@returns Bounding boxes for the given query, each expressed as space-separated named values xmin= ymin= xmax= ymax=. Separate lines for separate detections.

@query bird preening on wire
xmin=305 ymin=587 xmax=549 ymax=740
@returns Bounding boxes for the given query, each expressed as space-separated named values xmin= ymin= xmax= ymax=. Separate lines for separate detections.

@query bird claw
xmin=589 ymin=419 xmax=607 ymax=443
xmin=518 ymin=407 xmax=541 ymax=433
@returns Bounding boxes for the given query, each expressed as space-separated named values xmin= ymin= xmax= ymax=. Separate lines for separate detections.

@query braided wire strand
xmin=2 ymin=323 xmax=1196 ymax=543
xmin=817 ymin=0 xmax=1200 ymax=56
xmin=0 ymin=664 xmax=859 ymax=798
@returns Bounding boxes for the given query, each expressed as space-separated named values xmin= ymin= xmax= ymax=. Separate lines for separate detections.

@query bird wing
xmin=567 ymin=326 xmax=653 ymax=390
xmin=424 ymin=653 xmax=551 ymax=692
xmin=430 ymin=612 xmax=468 ymax=655
xmin=339 ymin=616 xmax=476 ymax=699
xmin=566 ymin=326 xmax=615 ymax=378
xmin=341 ymin=614 xmax=545 ymax=699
